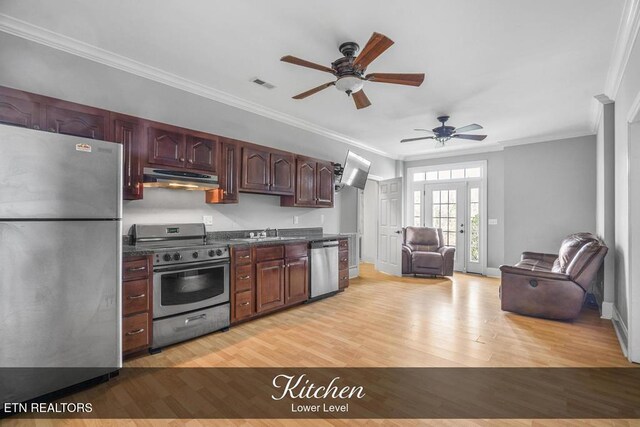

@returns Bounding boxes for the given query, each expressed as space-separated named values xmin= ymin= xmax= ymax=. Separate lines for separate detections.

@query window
xmin=465 ymin=167 xmax=481 ymax=178
xmin=426 ymin=171 xmax=438 ymax=181
xmin=431 ymin=189 xmax=457 ymax=247
xmin=413 ymin=172 xmax=426 ymax=182
xmin=413 ymin=190 xmax=421 ymax=226
xmin=451 ymin=169 xmax=465 ymax=179
xmin=469 ymin=187 xmax=480 ymax=262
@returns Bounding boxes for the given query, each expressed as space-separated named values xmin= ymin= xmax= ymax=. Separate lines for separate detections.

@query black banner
xmin=2 ymin=368 xmax=640 ymax=419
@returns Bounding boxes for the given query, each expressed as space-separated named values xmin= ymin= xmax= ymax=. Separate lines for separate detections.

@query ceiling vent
xmin=251 ymin=78 xmax=275 ymax=89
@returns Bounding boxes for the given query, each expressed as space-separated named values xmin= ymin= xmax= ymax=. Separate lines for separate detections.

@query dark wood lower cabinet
xmin=122 ymin=255 xmax=153 ymax=357
xmin=256 ymin=259 xmax=285 ymax=313
xmin=285 ymin=256 xmax=308 ymax=304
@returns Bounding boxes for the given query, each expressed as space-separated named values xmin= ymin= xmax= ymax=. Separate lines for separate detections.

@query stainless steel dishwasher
xmin=309 ymin=240 xmax=340 ymax=300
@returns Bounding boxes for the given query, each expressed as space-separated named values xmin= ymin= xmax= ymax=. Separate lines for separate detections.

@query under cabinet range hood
xmin=143 ymin=167 xmax=219 ymax=191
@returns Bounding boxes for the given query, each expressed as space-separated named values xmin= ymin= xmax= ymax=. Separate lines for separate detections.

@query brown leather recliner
xmin=500 ymin=232 xmax=608 ymax=320
xmin=402 ymin=227 xmax=455 ymax=277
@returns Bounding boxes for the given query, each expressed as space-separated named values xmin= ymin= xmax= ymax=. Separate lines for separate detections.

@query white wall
xmin=361 ymin=179 xmax=379 ymax=263
xmin=0 ymin=32 xmax=398 ymax=235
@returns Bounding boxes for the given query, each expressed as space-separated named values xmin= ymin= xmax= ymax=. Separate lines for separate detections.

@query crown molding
xmin=0 ymin=13 xmax=396 ymax=160
xmin=498 ymin=130 xmax=596 ymax=148
xmin=400 ymin=143 xmax=504 ymax=161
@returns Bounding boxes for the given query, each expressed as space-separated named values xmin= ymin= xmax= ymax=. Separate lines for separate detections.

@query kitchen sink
xmin=229 ymin=236 xmax=301 ymax=243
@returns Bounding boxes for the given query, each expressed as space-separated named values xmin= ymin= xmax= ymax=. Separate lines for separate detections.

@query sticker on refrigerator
xmin=75 ymin=143 xmax=92 ymax=153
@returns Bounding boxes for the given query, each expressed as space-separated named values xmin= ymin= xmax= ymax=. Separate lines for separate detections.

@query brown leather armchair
xmin=500 ymin=232 xmax=608 ymax=320
xmin=402 ymin=227 xmax=455 ymax=277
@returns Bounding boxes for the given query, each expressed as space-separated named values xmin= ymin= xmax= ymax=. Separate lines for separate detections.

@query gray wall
xmin=404 ymin=135 xmax=597 ymax=269
xmin=0 ymin=33 xmax=397 ymax=234
xmin=503 ymin=135 xmax=597 ymax=265
xmin=361 ymin=179 xmax=379 ymax=263
xmin=404 ymin=151 xmax=505 ymax=269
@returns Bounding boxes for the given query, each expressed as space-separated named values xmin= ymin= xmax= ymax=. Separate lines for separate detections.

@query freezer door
xmin=0 ymin=125 xmax=122 ymax=219
xmin=0 ymin=221 xmax=121 ymax=369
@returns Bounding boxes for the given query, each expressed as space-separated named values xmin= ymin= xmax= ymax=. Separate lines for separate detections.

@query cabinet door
xmin=112 ymin=115 xmax=143 ymax=200
xmin=285 ymin=257 xmax=309 ymax=304
xmin=220 ymin=139 xmax=239 ymax=203
xmin=270 ymin=152 xmax=295 ymax=195
xmin=295 ymin=158 xmax=317 ymax=206
xmin=0 ymin=92 xmax=42 ymax=130
xmin=186 ymin=135 xmax=218 ymax=173
xmin=241 ymin=146 xmax=270 ymax=192
xmin=147 ymin=125 xmax=185 ymax=168
xmin=316 ymin=160 xmax=335 ymax=207
xmin=45 ymin=105 xmax=108 ymax=140
xmin=256 ymin=259 xmax=285 ymax=313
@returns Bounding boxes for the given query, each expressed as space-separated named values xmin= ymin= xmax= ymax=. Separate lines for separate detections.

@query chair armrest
xmin=402 ymin=244 xmax=412 ymax=254
xmin=438 ymin=246 xmax=455 ymax=256
xmin=521 ymin=251 xmax=558 ymax=264
xmin=499 ymin=265 xmax=570 ymax=281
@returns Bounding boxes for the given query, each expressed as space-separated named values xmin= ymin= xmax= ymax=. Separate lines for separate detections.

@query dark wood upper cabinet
xmin=281 ymin=156 xmax=334 ymax=208
xmin=270 ymin=152 xmax=295 ymax=195
xmin=0 ymin=91 xmax=42 ymax=130
xmin=285 ymin=256 xmax=308 ymax=305
xmin=219 ymin=138 xmax=239 ymax=203
xmin=186 ymin=135 xmax=218 ymax=173
xmin=112 ymin=113 xmax=143 ymax=200
xmin=241 ymin=146 xmax=271 ymax=192
xmin=316 ymin=160 xmax=335 ymax=207
xmin=44 ymin=104 xmax=109 ymax=140
xmin=256 ymin=259 xmax=285 ymax=313
xmin=146 ymin=125 xmax=186 ymax=168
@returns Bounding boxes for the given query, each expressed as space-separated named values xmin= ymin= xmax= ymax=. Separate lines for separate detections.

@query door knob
xmin=394 ymin=230 xmax=402 ymax=234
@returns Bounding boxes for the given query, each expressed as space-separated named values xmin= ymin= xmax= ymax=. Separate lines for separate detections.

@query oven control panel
xmin=154 ymin=246 xmax=229 ymax=266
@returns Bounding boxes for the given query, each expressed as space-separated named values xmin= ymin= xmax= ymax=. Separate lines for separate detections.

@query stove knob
xmin=192 ymin=252 xmax=199 ymax=259
xmin=216 ymin=249 xmax=223 ymax=256
xmin=173 ymin=253 xmax=181 ymax=261
xmin=208 ymin=249 xmax=215 ymax=257
xmin=163 ymin=253 xmax=172 ymax=262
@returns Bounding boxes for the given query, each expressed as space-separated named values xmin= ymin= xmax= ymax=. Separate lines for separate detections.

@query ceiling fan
xmin=401 ymin=116 xmax=487 ymax=145
xmin=281 ymin=32 xmax=425 ymax=109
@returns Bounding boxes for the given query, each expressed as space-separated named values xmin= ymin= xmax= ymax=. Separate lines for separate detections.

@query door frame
xmin=406 ymin=160 xmax=488 ymax=275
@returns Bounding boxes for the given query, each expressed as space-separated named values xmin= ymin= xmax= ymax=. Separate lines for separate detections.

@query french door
xmin=424 ymin=182 xmax=483 ymax=274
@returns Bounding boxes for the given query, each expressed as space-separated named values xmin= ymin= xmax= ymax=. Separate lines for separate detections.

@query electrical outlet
xmin=320 ymin=214 xmax=325 ymax=225
xmin=293 ymin=216 xmax=299 ymax=225
xmin=203 ymin=215 xmax=213 ymax=226
xmin=488 ymin=218 xmax=498 ymax=225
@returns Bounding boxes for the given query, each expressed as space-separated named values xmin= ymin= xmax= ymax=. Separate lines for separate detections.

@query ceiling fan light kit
xmin=281 ymin=32 xmax=425 ymax=109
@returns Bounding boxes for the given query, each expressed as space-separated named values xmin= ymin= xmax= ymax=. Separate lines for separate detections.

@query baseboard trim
xmin=601 ymin=301 xmax=614 ymax=319
xmin=485 ymin=267 xmax=501 ymax=278
xmin=612 ymin=306 xmax=629 ymax=358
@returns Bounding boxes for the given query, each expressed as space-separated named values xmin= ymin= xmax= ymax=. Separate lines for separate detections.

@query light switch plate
xmin=203 ymin=215 xmax=213 ymax=226
xmin=488 ymin=218 xmax=498 ymax=225
xmin=293 ymin=216 xmax=299 ymax=225
xmin=320 ymin=214 xmax=325 ymax=225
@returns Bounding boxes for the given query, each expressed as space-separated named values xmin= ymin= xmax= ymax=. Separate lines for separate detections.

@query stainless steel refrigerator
xmin=0 ymin=125 xmax=122 ymax=403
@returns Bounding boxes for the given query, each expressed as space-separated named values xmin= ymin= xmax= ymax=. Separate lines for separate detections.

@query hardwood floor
xmin=127 ymin=263 xmax=628 ymax=369
xmin=5 ymin=264 xmax=632 ymax=426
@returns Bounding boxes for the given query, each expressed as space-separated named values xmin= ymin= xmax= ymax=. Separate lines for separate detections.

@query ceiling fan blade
xmin=414 ymin=128 xmax=434 ymax=133
xmin=352 ymin=90 xmax=371 ymax=109
xmin=454 ymin=124 xmax=483 ymax=134
xmin=281 ymin=55 xmax=335 ymax=74
xmin=292 ymin=82 xmax=336 ymax=99
xmin=453 ymin=134 xmax=487 ymax=141
xmin=366 ymin=73 xmax=425 ymax=87
xmin=401 ymin=136 xmax=435 ymax=143
xmin=353 ymin=32 xmax=394 ymax=70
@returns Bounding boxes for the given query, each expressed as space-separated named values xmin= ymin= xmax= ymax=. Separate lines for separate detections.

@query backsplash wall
xmin=123 ymin=188 xmax=342 ymax=234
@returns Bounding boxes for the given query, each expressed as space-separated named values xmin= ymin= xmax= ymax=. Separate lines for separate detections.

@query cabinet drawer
xmin=123 ymin=313 xmax=150 ymax=353
xmin=123 ymin=278 xmax=150 ymax=316
xmin=235 ymin=264 xmax=253 ymax=292
xmin=339 ymin=250 xmax=349 ymax=271
xmin=339 ymin=239 xmax=349 ymax=251
xmin=254 ymin=245 xmax=284 ymax=262
xmin=123 ymin=257 xmax=150 ymax=280
xmin=234 ymin=290 xmax=253 ymax=321
xmin=339 ymin=270 xmax=349 ymax=289
xmin=285 ymin=242 xmax=308 ymax=259
xmin=233 ymin=247 xmax=252 ymax=265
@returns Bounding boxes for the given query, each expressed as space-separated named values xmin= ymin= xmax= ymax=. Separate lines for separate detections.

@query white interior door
xmin=424 ymin=182 xmax=484 ymax=274
xmin=376 ymin=178 xmax=403 ymax=276
xmin=425 ymin=183 xmax=466 ymax=272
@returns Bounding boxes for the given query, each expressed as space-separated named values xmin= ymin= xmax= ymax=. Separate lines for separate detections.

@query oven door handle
xmin=154 ymin=260 xmax=229 ymax=274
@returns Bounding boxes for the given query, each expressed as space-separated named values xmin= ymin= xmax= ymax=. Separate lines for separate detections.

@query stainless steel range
xmin=129 ymin=223 xmax=230 ymax=350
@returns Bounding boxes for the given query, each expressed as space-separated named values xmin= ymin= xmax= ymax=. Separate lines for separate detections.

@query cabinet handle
xmin=239 ymin=302 xmax=250 ymax=307
xmin=342 ymin=276 xmax=348 ymax=280
xmin=239 ymin=275 xmax=250 ymax=280
xmin=185 ymin=313 xmax=207 ymax=324
xmin=179 ymin=157 xmax=185 ymax=162
xmin=127 ymin=293 xmax=146 ymax=300
xmin=48 ymin=127 xmax=56 ymax=132
xmin=341 ymin=258 xmax=348 ymax=262
xmin=33 ymin=125 xmax=40 ymax=130
xmin=240 ymin=255 xmax=250 ymax=259
xmin=126 ymin=266 xmax=146 ymax=272
xmin=188 ymin=159 xmax=193 ymax=164
xmin=125 ymin=328 xmax=145 ymax=336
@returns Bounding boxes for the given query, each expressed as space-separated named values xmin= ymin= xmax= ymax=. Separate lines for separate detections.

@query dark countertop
xmin=122 ymin=244 xmax=155 ymax=257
